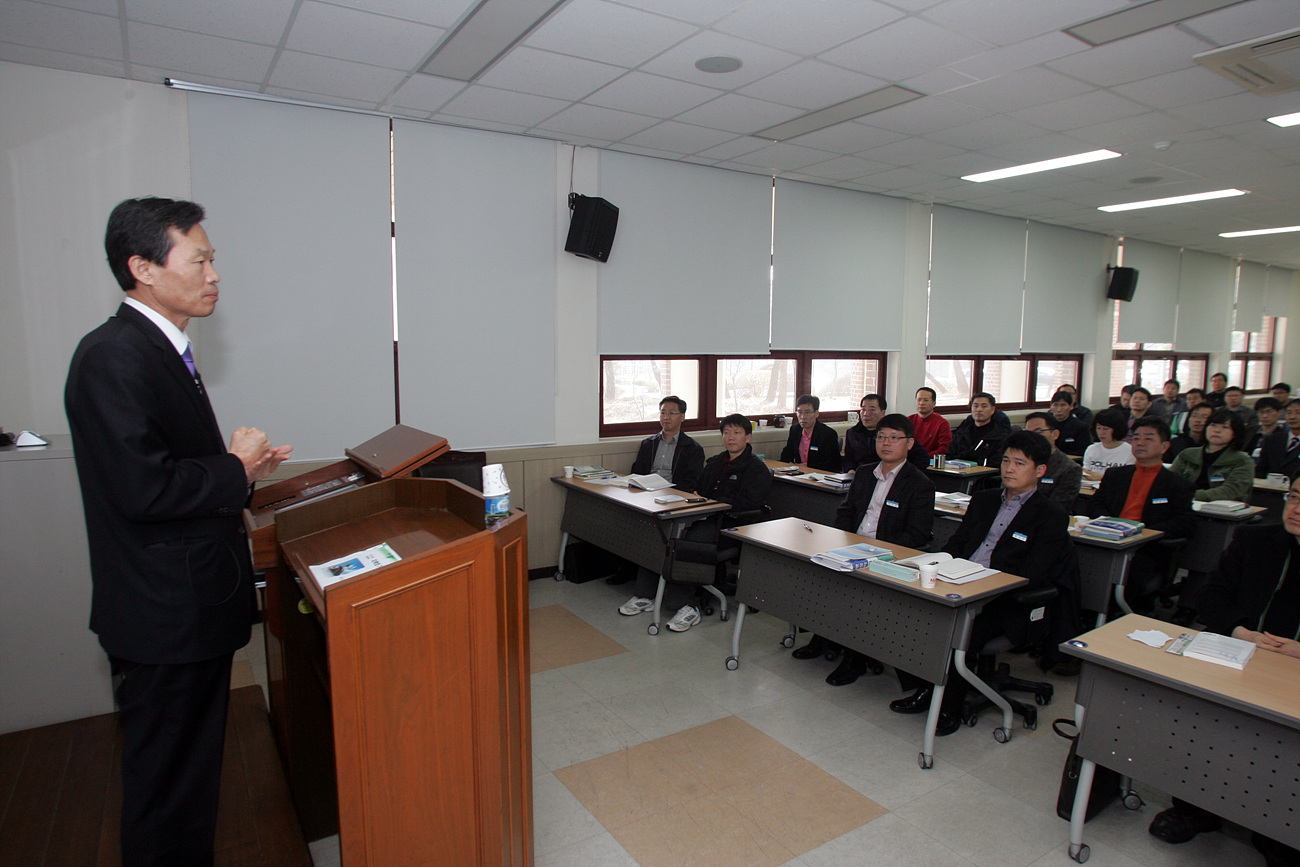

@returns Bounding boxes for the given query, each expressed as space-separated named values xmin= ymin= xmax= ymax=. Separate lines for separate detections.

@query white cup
xmin=563 ymin=465 xmax=575 ymax=478
xmin=759 ymin=418 xmax=768 ymax=427
xmin=919 ymin=562 xmax=938 ymax=589
xmin=1268 ymin=473 xmax=1287 ymax=486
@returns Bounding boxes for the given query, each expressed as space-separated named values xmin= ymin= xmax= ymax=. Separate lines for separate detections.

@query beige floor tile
xmin=531 ymin=604 xmax=629 ymax=673
xmin=616 ymin=795 xmax=796 ymax=867
xmin=554 ymin=740 xmax=712 ymax=830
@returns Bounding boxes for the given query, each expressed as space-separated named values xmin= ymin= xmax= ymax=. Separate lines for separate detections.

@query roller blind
xmin=1116 ymin=239 xmax=1180 ymax=344
xmin=1235 ymin=261 xmax=1266 ymax=333
xmin=392 ymin=120 xmax=557 ymax=449
xmin=929 ymin=205 xmax=1026 ymax=355
xmin=189 ymin=93 xmax=395 ymax=461
xmin=1174 ymin=249 xmax=1234 ymax=353
xmin=1023 ymin=222 xmax=1110 ymax=353
xmin=597 ymin=151 xmax=772 ymax=355
xmin=771 ymin=180 xmax=906 ymax=350
xmin=1265 ymin=267 xmax=1294 ymax=318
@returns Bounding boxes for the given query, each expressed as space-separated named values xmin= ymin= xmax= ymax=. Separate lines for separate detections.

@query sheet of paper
xmin=1128 ymin=628 xmax=1173 ymax=648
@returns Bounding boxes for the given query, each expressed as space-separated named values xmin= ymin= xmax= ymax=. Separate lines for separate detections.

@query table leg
xmin=726 ymin=603 xmax=747 ymax=671
xmin=1113 ymin=583 xmax=1133 ymax=617
xmin=919 ymin=687 xmax=943 ymax=770
xmin=553 ymin=531 xmax=569 ymax=581
xmin=1068 ymin=757 xmax=1096 ymax=862
xmin=953 ymin=647 xmax=1014 ymax=742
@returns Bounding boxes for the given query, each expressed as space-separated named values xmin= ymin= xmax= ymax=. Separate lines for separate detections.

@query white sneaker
xmin=666 ymin=604 xmax=701 ymax=632
xmin=619 ymin=596 xmax=654 ymax=616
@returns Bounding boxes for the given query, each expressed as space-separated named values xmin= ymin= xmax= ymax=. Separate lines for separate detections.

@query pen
xmin=803 ymin=522 xmax=813 ymax=532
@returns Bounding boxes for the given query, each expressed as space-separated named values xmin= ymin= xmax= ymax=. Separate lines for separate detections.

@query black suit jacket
xmin=781 ymin=421 xmax=841 ymax=471
xmin=834 ymin=461 xmax=936 ymax=550
xmin=631 ymin=430 xmax=705 ymax=493
xmin=946 ymin=489 xmax=1071 ymax=589
xmin=1088 ymin=464 xmax=1195 ymax=539
xmin=1255 ymin=428 xmax=1300 ymax=480
xmin=1199 ymin=523 xmax=1300 ymax=638
xmin=65 ymin=303 xmax=253 ymax=664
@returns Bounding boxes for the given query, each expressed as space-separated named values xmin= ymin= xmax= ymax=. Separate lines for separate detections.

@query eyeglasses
xmin=659 ymin=410 xmax=683 ymax=417
xmin=876 ymin=435 xmax=910 ymax=444
xmin=795 ymin=409 xmax=817 ymax=416
xmin=1284 ymin=492 xmax=1300 ymax=506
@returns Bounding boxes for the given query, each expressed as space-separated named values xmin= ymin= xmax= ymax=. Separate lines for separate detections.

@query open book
xmin=627 ymin=473 xmax=673 ymax=491
xmin=894 ymin=551 xmax=993 ymax=584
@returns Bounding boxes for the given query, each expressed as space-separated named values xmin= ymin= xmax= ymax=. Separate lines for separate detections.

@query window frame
xmin=599 ymin=350 xmax=887 ymax=438
xmin=1110 ymin=349 xmax=1210 ymax=400
xmin=925 ymin=353 xmax=1083 ymax=414
xmin=1230 ymin=315 xmax=1276 ymax=395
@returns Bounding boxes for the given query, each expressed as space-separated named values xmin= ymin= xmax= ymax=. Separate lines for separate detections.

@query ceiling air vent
xmin=1194 ymin=27 xmax=1300 ymax=96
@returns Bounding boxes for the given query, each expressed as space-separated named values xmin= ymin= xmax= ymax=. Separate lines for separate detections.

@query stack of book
xmin=1079 ymin=516 xmax=1144 ymax=540
xmin=1194 ymin=499 xmax=1251 ymax=516
xmin=812 ymin=472 xmax=853 ymax=490
xmin=573 ymin=465 xmax=616 ymax=480
xmin=810 ymin=542 xmax=895 ymax=572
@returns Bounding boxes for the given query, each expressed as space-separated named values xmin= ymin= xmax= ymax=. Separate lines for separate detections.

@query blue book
xmin=810 ymin=542 xmax=895 ymax=571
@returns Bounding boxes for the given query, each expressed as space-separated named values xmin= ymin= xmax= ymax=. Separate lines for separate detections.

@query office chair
xmin=961 ymin=583 xmax=1060 ymax=731
xmin=645 ymin=507 xmax=768 ymax=636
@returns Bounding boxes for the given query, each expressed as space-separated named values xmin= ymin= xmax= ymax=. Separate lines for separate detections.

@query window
xmin=1110 ymin=302 xmax=1208 ymax=399
xmin=1230 ymin=316 xmax=1276 ymax=393
xmin=925 ymin=354 xmax=1081 ymax=412
xmin=600 ymin=352 xmax=885 ymax=437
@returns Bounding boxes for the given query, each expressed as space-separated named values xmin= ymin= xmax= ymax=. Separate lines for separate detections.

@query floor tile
xmin=798 ymin=813 xmax=972 ymax=867
xmin=535 ymin=830 xmax=641 ymax=867
xmin=601 ymin=682 xmax=733 ymax=741
xmin=531 ymin=604 xmax=629 ymax=673
xmin=532 ymin=771 xmax=607 ymax=856
xmin=531 ymin=699 xmax=647 ymax=771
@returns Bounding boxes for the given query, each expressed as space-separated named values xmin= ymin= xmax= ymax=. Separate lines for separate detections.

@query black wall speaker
xmin=565 ymin=193 xmax=618 ymax=262
xmin=1107 ymin=266 xmax=1139 ymax=301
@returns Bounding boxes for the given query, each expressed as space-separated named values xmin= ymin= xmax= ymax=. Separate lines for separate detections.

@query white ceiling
xmin=4 ymin=0 xmax=1300 ymax=267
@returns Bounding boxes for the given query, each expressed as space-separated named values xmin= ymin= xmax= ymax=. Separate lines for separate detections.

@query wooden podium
xmin=252 ymin=467 xmax=532 ymax=866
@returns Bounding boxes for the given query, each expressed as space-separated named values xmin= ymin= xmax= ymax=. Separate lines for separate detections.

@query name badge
xmin=1042 ymin=478 xmax=1055 ymax=484
xmin=729 ymin=474 xmax=738 ymax=480
xmin=810 ymin=446 xmax=819 ymax=451
xmin=1012 ymin=532 xmax=1028 ymax=542
xmin=885 ymin=499 xmax=899 ymax=508
xmin=1152 ymin=497 xmax=1168 ymax=504
xmin=1210 ymin=475 xmax=1225 ymax=483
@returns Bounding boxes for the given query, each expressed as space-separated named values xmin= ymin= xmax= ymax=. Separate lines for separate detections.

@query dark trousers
xmin=633 ymin=519 xmax=716 ymax=611
xmin=113 ymin=653 xmax=234 ymax=867
xmin=897 ymin=606 xmax=1006 ymax=714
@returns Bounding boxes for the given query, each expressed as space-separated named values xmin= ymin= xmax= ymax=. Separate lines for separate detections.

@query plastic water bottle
xmin=482 ymin=464 xmax=510 ymax=528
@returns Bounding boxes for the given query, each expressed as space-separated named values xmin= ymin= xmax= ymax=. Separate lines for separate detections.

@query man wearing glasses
xmin=780 ymin=394 xmax=841 ymax=472
xmin=630 ymin=395 xmax=705 ymax=493
xmin=1024 ymin=412 xmax=1082 ymax=510
xmin=1142 ymin=473 xmax=1300 ymax=865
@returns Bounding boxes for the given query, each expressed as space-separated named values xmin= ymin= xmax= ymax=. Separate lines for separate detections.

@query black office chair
xmin=962 ymin=583 xmax=1060 ymax=731
xmin=646 ymin=507 xmax=768 ymax=636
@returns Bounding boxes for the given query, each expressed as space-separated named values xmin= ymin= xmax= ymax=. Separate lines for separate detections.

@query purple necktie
xmin=181 ymin=345 xmax=198 ymax=378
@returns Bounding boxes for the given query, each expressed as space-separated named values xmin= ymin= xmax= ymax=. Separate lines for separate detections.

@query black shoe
xmin=792 ymin=636 xmax=827 ymax=660
xmin=889 ymin=686 xmax=934 ymax=714
xmin=1149 ymin=805 xmax=1222 ymax=844
xmin=935 ymin=712 xmax=961 ymax=736
xmin=825 ymin=658 xmax=867 ymax=686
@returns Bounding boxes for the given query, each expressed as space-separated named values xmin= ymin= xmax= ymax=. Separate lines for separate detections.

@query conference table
xmin=926 ymin=462 xmax=1000 ymax=494
xmin=1060 ymin=615 xmax=1300 ymax=863
xmin=721 ymin=517 xmax=1027 ymax=769
xmin=764 ymin=459 xmax=848 ymax=525
xmin=551 ymin=475 xmax=731 ymax=633
xmin=1249 ymin=475 xmax=1289 ymax=520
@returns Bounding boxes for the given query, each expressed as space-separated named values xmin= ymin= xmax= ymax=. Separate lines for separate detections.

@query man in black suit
xmin=890 ymin=431 xmax=1071 ymax=734
xmin=946 ymin=392 xmax=1009 ymax=466
xmin=780 ymin=393 xmax=841 ymax=471
xmin=792 ymin=414 xmax=936 ymax=684
xmin=1088 ymin=416 xmax=1195 ymax=614
xmin=1256 ymin=399 xmax=1300 ymax=479
xmin=65 ymin=198 xmax=292 ymax=867
xmin=629 ymin=395 xmax=705 ymax=492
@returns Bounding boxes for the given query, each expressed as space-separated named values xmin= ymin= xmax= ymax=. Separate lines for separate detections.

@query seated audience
xmin=1203 ymin=371 xmax=1229 ymax=408
xmin=1111 ymin=384 xmax=1135 ymax=421
xmin=890 ymin=431 xmax=1071 ymax=734
xmin=1088 ymin=417 xmax=1195 ymax=614
xmin=1271 ymin=381 xmax=1292 ymax=404
xmin=1170 ymin=409 xmax=1255 ymax=502
xmin=1082 ymin=409 xmax=1133 ymax=480
xmin=1024 ymin=412 xmax=1082 ymax=511
xmin=946 ymin=392 xmax=1008 ymax=466
xmin=1144 ymin=480 xmax=1300 ymax=867
xmin=842 ymin=393 xmax=928 ymax=472
xmin=1171 ymin=387 xmax=1205 ymax=435
xmin=1167 ymin=403 xmax=1213 ymax=461
xmin=1247 ymin=396 xmax=1283 ymax=459
xmin=909 ymin=387 xmax=951 ymax=457
xmin=793 ymin=415 xmax=936 ymax=684
xmin=781 ymin=394 xmax=841 ymax=472
xmin=1256 ymin=399 xmax=1300 ymax=479
xmin=1048 ymin=391 xmax=1092 ymax=456
xmin=1058 ymin=383 xmax=1093 ymax=431
xmin=630 ymin=395 xmax=705 ymax=492
xmin=1223 ymin=385 xmax=1260 ymax=446
xmin=1124 ymin=387 xmax=1157 ymax=441
xmin=619 ymin=414 xmax=771 ymax=632
xmin=1148 ymin=378 xmax=1187 ymax=421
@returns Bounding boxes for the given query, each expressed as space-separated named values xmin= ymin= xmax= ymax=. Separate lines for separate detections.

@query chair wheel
xmin=1035 ymin=692 xmax=1051 ymax=706
xmin=1123 ymin=793 xmax=1144 ymax=810
xmin=866 ymin=659 xmax=884 ymax=675
xmin=702 ymin=604 xmax=715 ymax=617
xmin=993 ymin=727 xmax=1011 ymax=743
xmin=964 ymin=714 xmax=979 ymax=727
xmin=553 ymin=571 xmax=564 ymax=582
xmin=781 ymin=635 xmax=795 ymax=648
xmin=725 ymin=656 xmax=739 ymax=671
xmin=918 ymin=752 xmax=933 ymax=770
xmin=1069 ymin=843 xmax=1089 ymax=863
xmin=719 ymin=610 xmax=730 ymax=622
xmin=647 ymin=623 xmax=659 ymax=635
xmin=1023 ymin=709 xmax=1037 ymax=729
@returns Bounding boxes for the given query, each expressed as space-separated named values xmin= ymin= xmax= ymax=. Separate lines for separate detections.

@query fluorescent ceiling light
xmin=421 ymin=0 xmax=568 ymax=82
xmin=753 ymin=85 xmax=924 ymax=142
xmin=1065 ymin=0 xmax=1246 ymax=47
xmin=1267 ymin=111 xmax=1300 ymax=127
xmin=1099 ymin=188 xmax=1247 ymax=212
xmin=962 ymin=149 xmax=1121 ymax=182
xmin=1220 ymin=225 xmax=1300 ymax=237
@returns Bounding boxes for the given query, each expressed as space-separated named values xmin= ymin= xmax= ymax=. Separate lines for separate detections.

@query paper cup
xmin=482 ymin=464 xmax=510 ymax=497
xmin=919 ymin=563 xmax=938 ymax=589
xmin=563 ymin=465 xmax=575 ymax=478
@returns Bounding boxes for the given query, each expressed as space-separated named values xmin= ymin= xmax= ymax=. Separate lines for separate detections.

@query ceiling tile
xmin=795 ymin=154 xmax=894 ymax=180
xmin=1044 ymin=26 xmax=1212 ymax=87
xmin=861 ymin=95 xmax=992 ymax=136
xmin=696 ymin=136 xmax=772 ymax=160
xmin=1012 ymin=90 xmax=1149 ymax=132
xmin=613 ymin=0 xmax=749 ymax=27
xmin=979 ymin=132 xmax=1094 ymax=162
xmin=948 ymin=31 xmax=1088 ymax=80
xmin=921 ymin=0 xmax=1126 ymax=47
xmin=130 ymin=24 xmax=276 ymax=82
xmin=944 ymin=66 xmax=1096 ymax=114
xmin=621 ymin=120 xmax=736 ymax=152
xmin=584 ymin=71 xmax=722 ymax=117
xmin=781 ymin=120 xmax=909 ymax=153
xmin=899 ymin=67 xmax=979 ymax=97
xmin=1169 ymin=91 xmax=1300 ymax=127
xmin=0 ymin=2 xmax=121 ymax=59
xmin=1111 ymin=65 xmax=1245 ymax=111
xmin=385 ymin=74 xmax=468 ymax=113
xmin=640 ymin=30 xmax=801 ymax=88
xmin=524 ymin=0 xmax=696 ymax=67
xmin=261 ymin=84 xmax=382 ymax=110
xmin=713 ymin=0 xmax=903 ymax=56
xmin=0 ymin=40 xmax=125 ymax=76
xmin=738 ymin=60 xmax=887 ymax=110
xmin=435 ymin=83 xmax=570 ymax=126
xmin=859 ymin=136 xmax=966 ymax=165
xmin=286 ymin=2 xmax=443 ymax=69
xmin=1067 ymin=111 xmax=1202 ymax=149
xmin=478 ymin=47 xmax=625 ymax=100
xmin=674 ymin=93 xmax=803 ymax=134
xmin=267 ymin=51 xmax=403 ymax=102
xmin=820 ymin=16 xmax=992 ymax=82
xmin=727 ymin=141 xmax=841 ymax=171
xmin=533 ymin=103 xmax=658 ymax=140
xmin=26 ymin=0 xmax=117 ymax=12
xmin=608 ymin=141 xmax=693 ymax=159
xmin=317 ymin=0 xmax=476 ymax=29
xmin=1177 ymin=0 xmax=1300 ymax=47
xmin=923 ymin=115 xmax=1048 ymax=150
xmin=126 ymin=0 xmax=294 ymax=45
